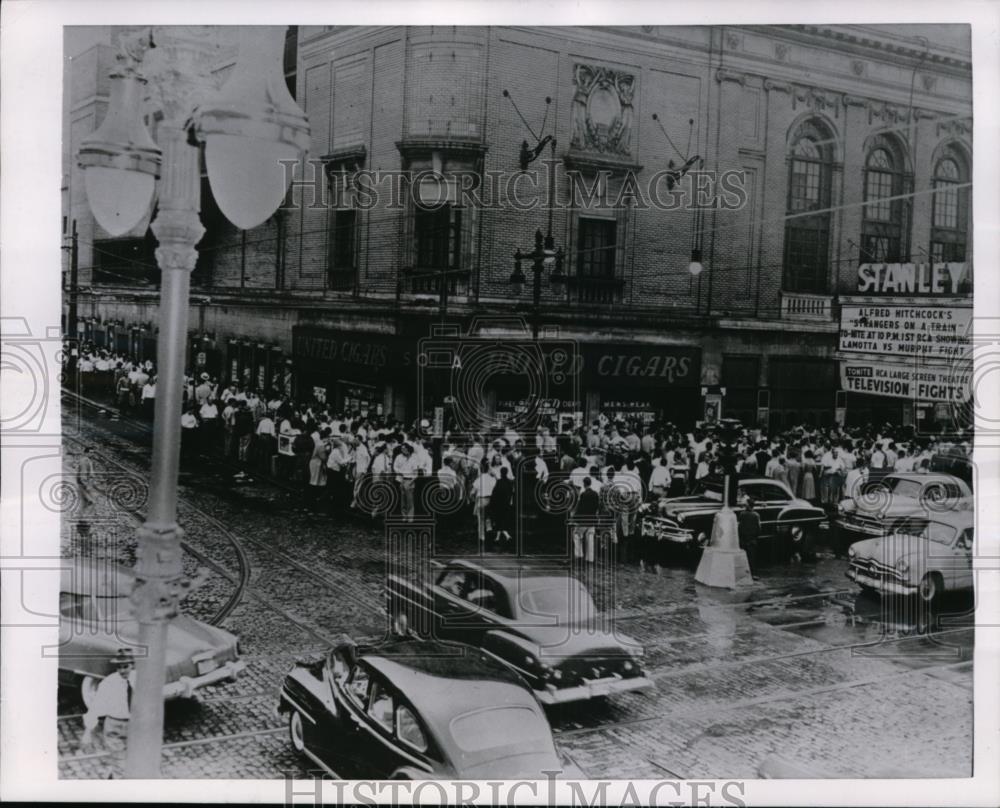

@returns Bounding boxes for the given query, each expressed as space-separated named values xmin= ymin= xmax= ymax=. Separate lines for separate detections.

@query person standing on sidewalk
xmin=140 ymin=376 xmax=156 ymax=420
xmin=349 ymin=435 xmax=371 ymax=510
xmin=572 ymin=476 xmax=600 ymax=565
xmin=394 ymin=443 xmax=417 ymax=523
xmin=80 ymin=648 xmax=135 ymax=778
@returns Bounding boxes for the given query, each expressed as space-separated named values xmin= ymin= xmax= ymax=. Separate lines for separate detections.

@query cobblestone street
xmin=58 ymin=397 xmax=974 ymax=779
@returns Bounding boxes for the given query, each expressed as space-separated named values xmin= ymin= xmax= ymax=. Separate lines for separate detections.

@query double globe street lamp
xmin=76 ymin=26 xmax=309 ymax=778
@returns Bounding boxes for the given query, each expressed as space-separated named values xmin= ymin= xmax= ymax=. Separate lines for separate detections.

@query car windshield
xmin=926 ymin=522 xmax=958 ymax=545
xmin=885 ymin=478 xmax=926 ymax=500
xmin=518 ymin=582 xmax=596 ymax=623
xmin=692 ymin=480 xmax=723 ymax=501
xmin=449 ymin=706 xmax=550 ymax=753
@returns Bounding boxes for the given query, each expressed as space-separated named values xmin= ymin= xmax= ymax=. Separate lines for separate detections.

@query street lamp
xmin=510 ymin=229 xmax=565 ymax=340
xmin=76 ymin=26 xmax=309 ymax=778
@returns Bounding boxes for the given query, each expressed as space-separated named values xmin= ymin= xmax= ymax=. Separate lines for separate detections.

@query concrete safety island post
xmin=695 ymin=453 xmax=752 ymax=589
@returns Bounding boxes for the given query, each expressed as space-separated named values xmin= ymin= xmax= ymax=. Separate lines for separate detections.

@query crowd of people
xmin=71 ymin=345 xmax=974 ymax=570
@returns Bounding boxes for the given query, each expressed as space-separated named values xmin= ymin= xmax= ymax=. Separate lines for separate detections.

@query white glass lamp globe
xmin=85 ymin=167 xmax=156 ymax=237
xmin=197 ymin=27 xmax=310 ymax=232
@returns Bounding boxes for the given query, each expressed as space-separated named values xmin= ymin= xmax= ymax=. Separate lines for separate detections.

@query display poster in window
xmin=312 ymin=386 xmax=327 ymax=404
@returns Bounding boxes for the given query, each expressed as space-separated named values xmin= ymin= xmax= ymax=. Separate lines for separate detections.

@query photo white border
xmin=2 ymin=0 xmax=997 ymax=804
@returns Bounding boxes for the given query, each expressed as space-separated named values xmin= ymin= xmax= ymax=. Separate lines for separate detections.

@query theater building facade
xmin=63 ymin=24 xmax=973 ymax=431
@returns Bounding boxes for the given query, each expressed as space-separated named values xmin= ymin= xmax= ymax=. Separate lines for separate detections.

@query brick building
xmin=63 ymin=24 xmax=973 ymax=431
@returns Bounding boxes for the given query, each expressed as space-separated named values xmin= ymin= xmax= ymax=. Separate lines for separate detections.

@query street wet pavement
xmin=57 ymin=396 xmax=973 ymax=779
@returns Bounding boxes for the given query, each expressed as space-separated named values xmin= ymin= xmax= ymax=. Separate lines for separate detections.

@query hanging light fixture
xmin=688 ymin=247 xmax=704 ymax=277
xmin=78 ymin=35 xmax=161 ymax=237
xmin=195 ymin=27 xmax=310 ymax=230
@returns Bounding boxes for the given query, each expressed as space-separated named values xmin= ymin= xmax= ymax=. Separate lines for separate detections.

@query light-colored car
xmin=836 ymin=472 xmax=972 ymax=542
xmin=845 ymin=510 xmax=974 ymax=603
xmin=58 ymin=559 xmax=245 ymax=704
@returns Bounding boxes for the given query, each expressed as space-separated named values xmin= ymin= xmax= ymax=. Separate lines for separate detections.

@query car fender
xmin=280 ymin=660 xmax=335 ymax=723
xmin=481 ymin=630 xmax=541 ymax=684
xmin=390 ymin=765 xmax=433 ymax=781
xmin=776 ymin=505 xmax=825 ymax=528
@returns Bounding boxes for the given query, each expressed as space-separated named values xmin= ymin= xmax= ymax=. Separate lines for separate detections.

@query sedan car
xmin=278 ymin=636 xmax=581 ymax=779
xmin=836 ymin=472 xmax=971 ymax=544
xmin=386 ymin=558 xmax=652 ymax=705
xmin=846 ymin=510 xmax=974 ymax=603
xmin=640 ymin=476 xmax=826 ymax=558
xmin=58 ymin=559 xmax=245 ymax=704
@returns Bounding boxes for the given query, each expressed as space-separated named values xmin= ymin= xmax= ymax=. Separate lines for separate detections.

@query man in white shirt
xmin=473 ymin=467 xmax=496 ymax=544
xmin=81 ymin=649 xmax=135 ymax=776
xmin=648 ymin=461 xmax=671 ymax=497
xmin=350 ymin=436 xmax=372 ymax=509
xmin=141 ymin=378 xmax=156 ymax=419
xmin=394 ymin=444 xmax=417 ymax=522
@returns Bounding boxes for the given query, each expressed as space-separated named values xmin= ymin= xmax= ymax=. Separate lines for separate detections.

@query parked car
xmin=385 ymin=557 xmax=652 ymax=705
xmin=836 ymin=472 xmax=972 ymax=544
xmin=640 ymin=476 xmax=826 ymax=558
xmin=846 ymin=509 xmax=974 ymax=603
xmin=58 ymin=559 xmax=245 ymax=704
xmin=278 ymin=635 xmax=582 ymax=779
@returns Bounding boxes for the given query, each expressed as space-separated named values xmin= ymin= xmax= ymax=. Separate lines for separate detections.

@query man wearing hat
xmin=194 ymin=372 xmax=214 ymax=408
xmin=81 ymin=648 xmax=136 ymax=770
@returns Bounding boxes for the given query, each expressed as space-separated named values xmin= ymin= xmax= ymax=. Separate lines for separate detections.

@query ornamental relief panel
xmin=570 ymin=63 xmax=636 ymax=157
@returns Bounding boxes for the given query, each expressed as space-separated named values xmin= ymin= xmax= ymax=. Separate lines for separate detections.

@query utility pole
xmin=68 ymin=219 xmax=79 ymax=372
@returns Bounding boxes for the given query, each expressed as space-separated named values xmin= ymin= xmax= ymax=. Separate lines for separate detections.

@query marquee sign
xmin=840 ymin=360 xmax=971 ymax=404
xmin=838 ymin=304 xmax=971 ymax=361
xmin=855 ymin=262 xmax=967 ymax=295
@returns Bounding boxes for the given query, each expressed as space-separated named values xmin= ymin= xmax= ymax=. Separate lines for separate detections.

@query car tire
xmin=391 ymin=610 xmax=410 ymax=637
xmin=918 ymin=572 xmax=943 ymax=604
xmin=80 ymin=675 xmax=99 ymax=708
xmin=289 ymin=710 xmax=306 ymax=754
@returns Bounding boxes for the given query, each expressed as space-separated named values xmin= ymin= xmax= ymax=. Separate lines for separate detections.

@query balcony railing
xmin=570 ymin=276 xmax=625 ymax=305
xmin=407 ymin=269 xmax=470 ymax=297
xmin=780 ymin=291 xmax=834 ymax=321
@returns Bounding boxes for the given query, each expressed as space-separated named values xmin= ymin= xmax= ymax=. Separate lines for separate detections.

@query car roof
xmin=446 ymin=557 xmax=585 ymax=588
xmin=910 ymin=509 xmax=975 ymax=529
xmin=60 ymin=558 xmax=134 ymax=596
xmin=361 ymin=639 xmax=538 ymax=719
xmin=886 ymin=471 xmax=966 ymax=485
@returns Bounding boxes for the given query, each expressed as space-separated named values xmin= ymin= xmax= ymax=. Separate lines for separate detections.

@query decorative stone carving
xmin=763 ymin=78 xmax=791 ymax=93
xmin=868 ymin=101 xmax=905 ymax=126
xmin=842 ymin=94 xmax=868 ymax=108
xmin=726 ymin=31 xmax=741 ymax=50
xmin=921 ymin=74 xmax=938 ymax=92
xmin=715 ymin=68 xmax=748 ymax=86
xmin=775 ymin=43 xmax=790 ymax=62
xmin=570 ymin=64 xmax=636 ymax=156
xmin=640 ymin=25 xmax=656 ymax=34
xmin=936 ymin=118 xmax=972 ymax=138
xmin=851 ymin=60 xmax=866 ymax=76
xmin=791 ymin=86 xmax=841 ymax=118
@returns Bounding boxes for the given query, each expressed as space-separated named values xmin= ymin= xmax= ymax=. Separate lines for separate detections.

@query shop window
xmin=860 ymin=136 xmax=911 ymax=265
xmin=930 ymin=148 xmax=969 ymax=265
xmin=721 ymin=356 xmax=759 ymax=427
xmin=93 ymin=234 xmax=157 ymax=286
xmin=767 ymin=357 xmax=836 ymax=430
xmin=783 ymin=121 xmax=834 ymax=294
xmin=328 ymin=209 xmax=357 ymax=291
xmin=414 ymin=204 xmax=462 ymax=271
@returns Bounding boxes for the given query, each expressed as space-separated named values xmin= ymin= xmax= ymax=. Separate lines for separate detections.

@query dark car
xmin=278 ymin=636 xmax=581 ymax=779
xmin=640 ymin=476 xmax=826 ymax=558
xmin=385 ymin=558 xmax=652 ymax=705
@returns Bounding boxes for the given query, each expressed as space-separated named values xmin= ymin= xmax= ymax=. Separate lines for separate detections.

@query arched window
xmin=930 ymin=149 xmax=969 ymax=263
xmin=860 ymin=136 xmax=910 ymax=264
xmin=783 ymin=121 xmax=834 ymax=293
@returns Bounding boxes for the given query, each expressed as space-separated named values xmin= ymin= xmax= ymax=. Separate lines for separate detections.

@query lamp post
xmin=511 ymin=229 xmax=565 ymax=340
xmin=76 ymin=26 xmax=308 ymax=778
